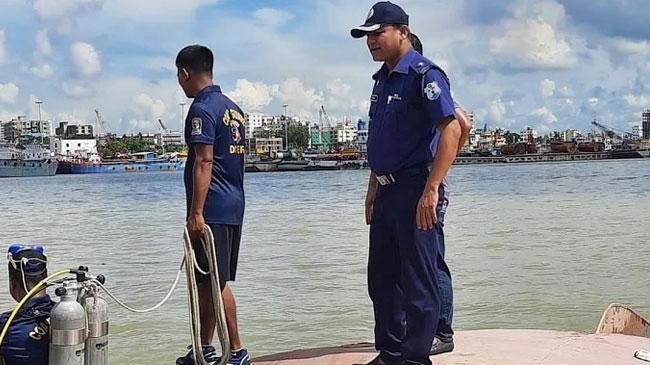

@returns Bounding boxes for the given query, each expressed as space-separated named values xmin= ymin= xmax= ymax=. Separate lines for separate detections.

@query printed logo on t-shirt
xmin=191 ymin=117 xmax=202 ymax=135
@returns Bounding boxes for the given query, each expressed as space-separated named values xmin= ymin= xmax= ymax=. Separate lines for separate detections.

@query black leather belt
xmin=375 ymin=164 xmax=431 ymax=186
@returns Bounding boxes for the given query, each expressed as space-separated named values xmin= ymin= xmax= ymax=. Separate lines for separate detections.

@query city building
xmin=354 ymin=120 xmax=368 ymax=153
xmin=118 ymin=133 xmax=157 ymax=144
xmin=55 ymin=121 xmax=94 ymax=138
xmin=156 ymin=131 xmax=183 ymax=146
xmin=5 ymin=117 xmax=52 ymax=139
xmin=53 ymin=138 xmax=97 ymax=157
xmin=520 ymin=127 xmax=538 ymax=141
xmin=562 ymin=129 xmax=582 ymax=141
xmin=332 ymin=122 xmax=357 ymax=145
xmin=254 ymin=137 xmax=283 ymax=155
xmin=641 ymin=109 xmax=650 ymax=139
xmin=309 ymin=125 xmax=332 ymax=152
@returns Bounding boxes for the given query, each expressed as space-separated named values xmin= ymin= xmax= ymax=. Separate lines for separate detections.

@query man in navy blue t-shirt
xmin=0 ymin=245 xmax=54 ymax=365
xmin=175 ymin=45 xmax=250 ymax=365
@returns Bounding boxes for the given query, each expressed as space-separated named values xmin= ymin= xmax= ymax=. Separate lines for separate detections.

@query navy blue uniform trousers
xmin=369 ymin=172 xmax=441 ymax=365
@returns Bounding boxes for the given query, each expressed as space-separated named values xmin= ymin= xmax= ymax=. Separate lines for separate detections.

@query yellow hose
xmin=0 ymin=269 xmax=71 ymax=347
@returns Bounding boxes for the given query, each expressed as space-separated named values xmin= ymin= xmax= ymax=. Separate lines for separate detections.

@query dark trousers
xmin=368 ymin=173 xmax=441 ymax=365
xmin=435 ymin=225 xmax=454 ymax=343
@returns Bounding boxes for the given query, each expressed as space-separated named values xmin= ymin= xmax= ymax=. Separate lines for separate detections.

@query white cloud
xmin=489 ymin=1 xmax=576 ymax=70
xmin=31 ymin=0 xmax=104 ymax=19
xmin=62 ymin=81 xmax=93 ymax=97
xmin=0 ymin=83 xmax=19 ymax=104
xmin=116 ymin=93 xmax=169 ymax=133
xmin=510 ymin=0 xmax=566 ymax=27
xmin=539 ymin=79 xmax=556 ymax=97
xmin=253 ymin=8 xmax=294 ymax=27
xmin=227 ymin=79 xmax=278 ymax=112
xmin=276 ymin=78 xmax=324 ymax=119
xmin=623 ymin=94 xmax=650 ymax=109
xmin=24 ymin=63 xmax=54 ymax=79
xmin=611 ymin=38 xmax=650 ymax=56
xmin=0 ymin=30 xmax=6 ymax=65
xmin=70 ymin=42 xmax=101 ymax=76
xmin=531 ymin=107 xmax=558 ymax=124
xmin=132 ymin=93 xmax=166 ymax=119
xmin=105 ymin=0 xmax=219 ymax=23
xmin=490 ymin=18 xmax=576 ymax=69
xmin=35 ymin=30 xmax=53 ymax=55
xmin=326 ymin=79 xmax=352 ymax=97
xmin=144 ymin=57 xmax=175 ymax=73
xmin=488 ymin=98 xmax=507 ymax=122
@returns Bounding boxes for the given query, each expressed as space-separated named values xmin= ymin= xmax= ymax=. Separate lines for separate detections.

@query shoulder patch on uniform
xmin=424 ymin=81 xmax=442 ymax=101
xmin=191 ymin=117 xmax=202 ymax=135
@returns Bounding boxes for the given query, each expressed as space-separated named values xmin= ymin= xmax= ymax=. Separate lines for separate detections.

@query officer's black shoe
xmin=176 ymin=345 xmax=219 ymax=365
xmin=429 ymin=337 xmax=454 ymax=355
xmin=365 ymin=353 xmax=403 ymax=365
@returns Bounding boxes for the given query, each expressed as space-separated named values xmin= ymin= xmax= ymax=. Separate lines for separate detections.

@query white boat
xmin=0 ymin=144 xmax=57 ymax=177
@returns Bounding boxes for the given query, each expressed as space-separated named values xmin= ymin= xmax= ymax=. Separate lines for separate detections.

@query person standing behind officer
xmin=352 ymin=2 xmax=463 ymax=365
xmin=409 ymin=32 xmax=474 ymax=356
xmin=175 ymin=45 xmax=250 ymax=365
xmin=0 ymin=245 xmax=53 ymax=365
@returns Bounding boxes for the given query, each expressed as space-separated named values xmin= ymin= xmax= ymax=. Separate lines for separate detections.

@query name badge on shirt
xmin=191 ymin=117 xmax=202 ymax=135
xmin=387 ymin=94 xmax=402 ymax=104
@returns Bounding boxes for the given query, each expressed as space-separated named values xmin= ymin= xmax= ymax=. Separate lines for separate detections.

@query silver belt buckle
xmin=376 ymin=174 xmax=395 ymax=186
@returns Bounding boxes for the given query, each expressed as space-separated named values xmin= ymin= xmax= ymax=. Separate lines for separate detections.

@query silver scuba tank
xmin=49 ymin=280 xmax=87 ymax=365
xmin=80 ymin=277 xmax=109 ymax=365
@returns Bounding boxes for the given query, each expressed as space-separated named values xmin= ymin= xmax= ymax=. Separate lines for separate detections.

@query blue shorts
xmin=192 ymin=224 xmax=242 ymax=287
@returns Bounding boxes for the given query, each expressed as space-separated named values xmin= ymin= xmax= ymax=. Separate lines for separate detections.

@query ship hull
xmin=0 ymin=159 xmax=58 ymax=177
xmin=57 ymin=160 xmax=185 ymax=174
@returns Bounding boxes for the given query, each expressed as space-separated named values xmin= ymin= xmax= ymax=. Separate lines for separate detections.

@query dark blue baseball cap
xmin=351 ymin=1 xmax=409 ymax=38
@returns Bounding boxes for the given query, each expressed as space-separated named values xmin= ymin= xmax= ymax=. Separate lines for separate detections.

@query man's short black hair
xmin=409 ymin=33 xmax=423 ymax=54
xmin=175 ymin=45 xmax=213 ymax=75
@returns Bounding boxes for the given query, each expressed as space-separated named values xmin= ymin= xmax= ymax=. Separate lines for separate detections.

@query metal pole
xmin=179 ymin=102 xmax=186 ymax=144
xmin=35 ymin=100 xmax=43 ymax=144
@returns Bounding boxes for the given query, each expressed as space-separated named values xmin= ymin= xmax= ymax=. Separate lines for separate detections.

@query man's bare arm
xmin=187 ymin=144 xmax=213 ymax=239
xmin=417 ymin=117 xmax=461 ymax=230
xmin=454 ymin=107 xmax=472 ymax=155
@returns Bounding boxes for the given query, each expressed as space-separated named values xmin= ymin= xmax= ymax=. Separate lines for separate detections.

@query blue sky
xmin=0 ymin=0 xmax=649 ymax=135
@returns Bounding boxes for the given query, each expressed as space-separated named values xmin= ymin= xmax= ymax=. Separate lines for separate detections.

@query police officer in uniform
xmin=0 ymin=245 xmax=53 ymax=365
xmin=409 ymin=31 xmax=474 ymax=356
xmin=351 ymin=2 xmax=463 ymax=364
xmin=175 ymin=45 xmax=251 ymax=365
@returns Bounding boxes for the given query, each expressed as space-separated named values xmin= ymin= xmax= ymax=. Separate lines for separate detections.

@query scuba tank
xmin=49 ymin=280 xmax=86 ymax=365
xmin=79 ymin=275 xmax=109 ymax=365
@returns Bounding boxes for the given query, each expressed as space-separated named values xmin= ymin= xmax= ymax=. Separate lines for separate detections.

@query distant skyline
xmin=0 ymin=0 xmax=649 ymax=134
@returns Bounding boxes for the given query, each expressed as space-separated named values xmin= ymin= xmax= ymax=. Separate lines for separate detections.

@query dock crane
xmin=319 ymin=105 xmax=333 ymax=129
xmin=591 ymin=119 xmax=634 ymax=140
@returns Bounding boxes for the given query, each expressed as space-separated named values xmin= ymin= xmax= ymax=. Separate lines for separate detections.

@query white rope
xmin=90 ymin=259 xmax=184 ymax=314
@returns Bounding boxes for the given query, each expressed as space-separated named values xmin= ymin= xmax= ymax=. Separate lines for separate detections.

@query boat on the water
xmin=57 ymin=152 xmax=185 ymax=174
xmin=0 ymin=144 xmax=57 ymax=178
xmin=253 ymin=303 xmax=650 ymax=365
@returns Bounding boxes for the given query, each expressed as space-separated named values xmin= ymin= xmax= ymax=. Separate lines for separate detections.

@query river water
xmin=1 ymin=159 xmax=649 ymax=363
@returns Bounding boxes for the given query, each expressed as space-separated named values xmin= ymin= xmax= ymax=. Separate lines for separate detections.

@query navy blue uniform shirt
xmin=367 ymin=48 xmax=455 ymax=174
xmin=0 ymin=295 xmax=54 ymax=365
xmin=184 ymin=85 xmax=246 ymax=225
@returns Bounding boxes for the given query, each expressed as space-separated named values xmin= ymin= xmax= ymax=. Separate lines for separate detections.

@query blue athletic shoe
xmin=176 ymin=345 xmax=219 ymax=365
xmin=226 ymin=348 xmax=251 ymax=365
